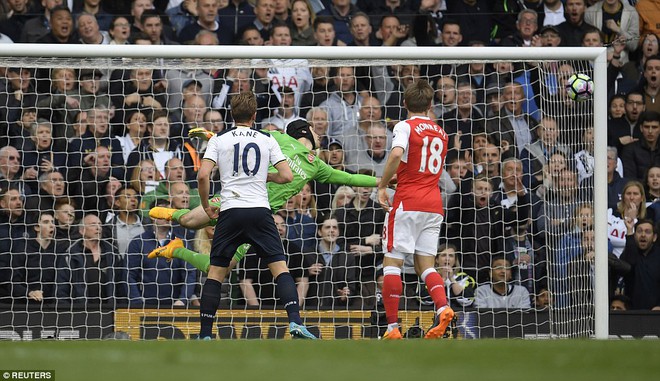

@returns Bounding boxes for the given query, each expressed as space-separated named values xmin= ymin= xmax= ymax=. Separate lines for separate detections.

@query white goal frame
xmin=1 ymin=44 xmax=609 ymax=339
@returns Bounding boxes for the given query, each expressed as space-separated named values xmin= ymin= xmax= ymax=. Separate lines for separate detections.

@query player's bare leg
xmin=414 ymin=254 xmax=455 ymax=339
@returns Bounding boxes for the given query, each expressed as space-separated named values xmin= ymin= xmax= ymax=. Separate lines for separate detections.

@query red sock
xmin=382 ymin=274 xmax=402 ymax=325
xmin=424 ymin=271 xmax=448 ymax=309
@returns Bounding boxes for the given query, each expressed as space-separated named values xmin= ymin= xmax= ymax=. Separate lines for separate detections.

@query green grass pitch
xmin=1 ymin=340 xmax=659 ymax=381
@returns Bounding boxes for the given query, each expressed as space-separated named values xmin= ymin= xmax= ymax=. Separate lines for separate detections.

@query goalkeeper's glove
xmin=189 ymin=127 xmax=214 ymax=141
xmin=232 ymin=243 xmax=251 ymax=263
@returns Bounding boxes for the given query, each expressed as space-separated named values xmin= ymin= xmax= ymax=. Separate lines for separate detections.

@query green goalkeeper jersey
xmin=265 ymin=130 xmax=377 ymax=211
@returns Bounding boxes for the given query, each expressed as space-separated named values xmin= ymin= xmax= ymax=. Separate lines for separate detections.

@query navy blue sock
xmin=275 ymin=272 xmax=303 ymax=325
xmin=199 ymin=278 xmax=222 ymax=338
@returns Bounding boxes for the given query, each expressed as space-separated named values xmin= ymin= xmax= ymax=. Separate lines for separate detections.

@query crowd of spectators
xmin=0 ymin=0 xmax=659 ymax=314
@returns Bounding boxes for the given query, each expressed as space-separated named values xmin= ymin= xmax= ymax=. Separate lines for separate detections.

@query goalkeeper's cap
xmin=286 ymin=119 xmax=316 ymax=150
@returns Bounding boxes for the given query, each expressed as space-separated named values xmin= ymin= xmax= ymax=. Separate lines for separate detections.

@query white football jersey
xmin=203 ymin=127 xmax=286 ymax=211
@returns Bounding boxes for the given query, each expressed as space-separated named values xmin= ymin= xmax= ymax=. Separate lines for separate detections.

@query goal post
xmin=0 ymin=44 xmax=608 ymax=339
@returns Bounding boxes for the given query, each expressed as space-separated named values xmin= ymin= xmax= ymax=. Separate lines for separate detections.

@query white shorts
xmin=382 ymin=203 xmax=444 ymax=260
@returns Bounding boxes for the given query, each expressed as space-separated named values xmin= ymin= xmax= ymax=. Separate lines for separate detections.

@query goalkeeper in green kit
xmin=147 ymin=119 xmax=379 ymax=273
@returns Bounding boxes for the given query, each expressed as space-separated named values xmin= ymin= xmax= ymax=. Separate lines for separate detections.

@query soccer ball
xmin=565 ymin=73 xmax=594 ymax=101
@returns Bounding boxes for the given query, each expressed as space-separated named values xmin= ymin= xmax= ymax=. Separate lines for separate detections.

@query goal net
xmin=0 ymin=45 xmax=607 ymax=340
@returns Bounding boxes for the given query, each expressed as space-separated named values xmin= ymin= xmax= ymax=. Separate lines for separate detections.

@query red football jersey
xmin=390 ymin=116 xmax=448 ymax=214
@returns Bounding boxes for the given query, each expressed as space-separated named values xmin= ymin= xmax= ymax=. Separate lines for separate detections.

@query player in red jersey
xmin=377 ymin=80 xmax=454 ymax=340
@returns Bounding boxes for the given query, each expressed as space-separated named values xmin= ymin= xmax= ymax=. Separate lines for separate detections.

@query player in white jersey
xmin=197 ymin=91 xmax=316 ymax=340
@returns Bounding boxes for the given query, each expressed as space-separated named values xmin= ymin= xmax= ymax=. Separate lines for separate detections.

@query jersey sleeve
xmin=203 ymin=136 xmax=220 ymax=164
xmin=391 ymin=121 xmax=411 ymax=151
xmin=268 ymin=135 xmax=287 ymax=166
xmin=315 ymin=159 xmax=378 ymax=187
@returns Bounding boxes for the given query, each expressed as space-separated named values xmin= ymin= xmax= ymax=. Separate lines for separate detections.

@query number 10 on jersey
xmin=233 ymin=142 xmax=261 ymax=176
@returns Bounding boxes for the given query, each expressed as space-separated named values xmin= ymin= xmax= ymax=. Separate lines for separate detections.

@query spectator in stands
xmin=385 ymin=64 xmax=421 ymax=125
xmin=609 ymin=180 xmax=652 ymax=257
xmin=0 ymin=185 xmax=28 ymax=258
xmin=306 ymin=107 xmax=330 ymax=145
xmin=344 ymin=122 xmax=390 ymax=176
xmin=322 ymin=66 xmax=361 ymax=139
xmin=77 ymin=13 xmax=110 ymax=44
xmin=0 ymin=146 xmax=29 ymax=197
xmin=203 ymin=109 xmax=225 ymax=134
xmin=217 ymin=0 xmax=255 ymax=43
xmin=129 ymin=0 xmax=155 ymax=36
xmin=573 ymin=125 xmax=595 ymax=183
xmin=441 ymin=81 xmax=486 ymax=155
xmin=317 ymin=0 xmax=358 ymax=45
xmin=444 ymin=0 xmax=492 ymax=44
xmin=166 ymin=0 xmax=198 ymax=37
xmin=10 ymin=212 xmax=58 ymax=305
xmin=165 ymin=37 xmax=215 ymax=113
xmin=108 ymin=16 xmax=131 ymax=44
xmin=290 ymin=0 xmax=315 ymax=46
xmin=607 ymin=146 xmax=627 ymax=210
xmin=419 ymin=243 xmax=476 ymax=311
xmin=3 ymin=104 xmax=37 ymax=150
xmin=239 ymin=25 xmax=265 ymax=45
xmin=504 ymin=218 xmax=547 ymax=297
xmin=140 ymin=10 xmax=177 ymax=46
xmin=176 ymin=94 xmax=208 ymax=141
xmin=330 ymin=185 xmax=355 ymax=215
xmin=0 ymin=66 xmax=38 ymax=130
xmin=66 ymin=105 xmax=124 ymax=182
xmin=178 ymin=0 xmax=230 ymax=44
xmin=109 ymin=68 xmax=166 ymax=111
xmin=53 ymin=197 xmax=81 ymax=252
xmin=57 ymin=213 xmax=127 ymax=308
xmin=487 ymin=81 xmax=539 ymax=158
xmin=555 ymin=0 xmax=597 ymax=47
xmin=278 ymin=189 xmax=317 ymax=253
xmin=474 ymin=257 xmax=532 ymax=308
xmin=520 ymin=115 xmax=570 ymax=192
xmin=115 ymin=108 xmax=148 ymax=165
xmin=108 ymin=186 xmax=144 ymax=259
xmin=73 ymin=68 xmax=112 ymax=124
xmin=73 ymin=0 xmax=113 ymax=31
xmin=637 ymin=0 xmax=660 ymax=38
xmin=618 ymin=34 xmax=660 ymax=96
xmin=556 ymin=203 xmax=594 ymax=282
xmin=239 ymin=213 xmax=310 ymax=306
xmin=139 ymin=157 xmax=201 ymax=217
xmin=261 ymin=86 xmax=300 ymax=130
xmin=433 ymin=75 xmax=457 ymax=118
xmin=20 ymin=0 xmax=64 ymax=42
xmin=621 ymin=219 xmax=660 ymax=309
xmin=543 ymin=0 xmax=566 ymax=26
xmin=312 ymin=15 xmax=345 ymax=47
xmin=21 ymin=120 xmax=66 ymax=192
xmin=621 ymin=111 xmax=660 ymax=181
xmin=0 ymin=0 xmax=36 ymax=42
xmin=374 ymin=15 xmax=407 ymax=47
xmin=544 ymin=168 xmax=584 ymax=236
xmin=127 ymin=200 xmax=196 ymax=307
xmin=299 ymin=67 xmax=335 ymax=116
xmin=23 ymin=170 xmax=66 ymax=228
xmin=584 ymin=0 xmax=639 ymax=65
xmin=635 ymin=56 xmax=660 ymax=114
xmin=253 ymin=0 xmax=276 ymax=40
xmin=610 ymin=294 xmax=631 ymax=310
xmin=418 ymin=20 xmax=464 ymax=80
xmin=500 ymin=9 xmax=540 ymax=47
xmin=37 ymin=6 xmax=78 ymax=44
xmin=446 ymin=177 xmax=504 ymax=282
xmin=335 ymin=175 xmax=384 ymax=308
xmin=565 ymin=227 xmax=596 ymax=307
xmin=608 ymin=91 xmax=645 ymax=153
xmin=125 ymin=111 xmax=195 ymax=181
xmin=304 ymin=215 xmax=357 ymax=307
xmin=130 ymin=159 xmax=161 ymax=197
